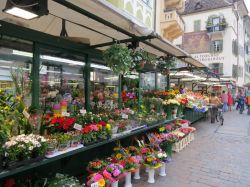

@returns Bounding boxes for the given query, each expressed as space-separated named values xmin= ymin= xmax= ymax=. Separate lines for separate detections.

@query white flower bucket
xmin=124 ymin=172 xmax=132 ymax=187
xmin=145 ymin=166 xmax=149 ymax=172
xmin=159 ymin=162 xmax=166 ymax=177
xmin=134 ymin=168 xmax=141 ymax=180
xmin=111 ymin=180 xmax=119 ymax=187
xmin=147 ymin=168 xmax=155 ymax=184
xmin=172 ymin=108 xmax=178 ymax=119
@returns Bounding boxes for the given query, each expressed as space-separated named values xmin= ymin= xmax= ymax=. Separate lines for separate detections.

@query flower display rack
xmin=172 ymin=132 xmax=195 ymax=153
xmin=0 ymin=119 xmax=176 ymax=180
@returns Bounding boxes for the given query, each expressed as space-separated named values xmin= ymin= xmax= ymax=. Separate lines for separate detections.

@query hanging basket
xmin=161 ymin=69 xmax=170 ymax=76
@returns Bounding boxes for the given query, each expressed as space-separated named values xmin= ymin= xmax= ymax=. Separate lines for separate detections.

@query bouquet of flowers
xmin=120 ymin=156 xmax=140 ymax=172
xmin=87 ymin=159 xmax=107 ymax=173
xmin=178 ymin=127 xmax=196 ymax=135
xmin=156 ymin=151 xmax=168 ymax=163
xmin=48 ymin=173 xmax=83 ymax=187
xmin=87 ymin=173 xmax=106 ymax=187
xmin=162 ymin=99 xmax=180 ymax=106
xmin=103 ymin=163 xmax=126 ymax=182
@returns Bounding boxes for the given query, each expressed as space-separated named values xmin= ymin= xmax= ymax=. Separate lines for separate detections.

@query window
xmin=194 ymin=20 xmax=201 ymax=32
xmin=209 ymin=63 xmax=223 ymax=75
xmin=210 ymin=40 xmax=223 ymax=53
xmin=212 ymin=17 xmax=220 ymax=32
xmin=232 ymin=40 xmax=238 ymax=55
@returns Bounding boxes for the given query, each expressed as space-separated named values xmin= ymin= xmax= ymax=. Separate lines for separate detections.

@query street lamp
xmin=3 ymin=0 xmax=48 ymax=20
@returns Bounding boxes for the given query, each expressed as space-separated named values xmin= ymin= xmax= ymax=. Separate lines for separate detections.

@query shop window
xmin=39 ymin=49 xmax=85 ymax=113
xmin=141 ymin=72 xmax=155 ymax=91
xmin=90 ymin=63 xmax=119 ymax=112
xmin=209 ymin=63 xmax=223 ymax=75
xmin=0 ymin=47 xmax=32 ymax=106
xmin=157 ymin=73 xmax=167 ymax=91
xmin=194 ymin=20 xmax=201 ymax=32
xmin=210 ymin=40 xmax=223 ymax=53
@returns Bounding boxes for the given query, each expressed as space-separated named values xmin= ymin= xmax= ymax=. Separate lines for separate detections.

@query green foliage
xmin=103 ymin=44 xmax=133 ymax=75
xmin=156 ymin=55 xmax=176 ymax=74
xmin=56 ymin=133 xmax=71 ymax=144
xmin=131 ymin=48 xmax=156 ymax=70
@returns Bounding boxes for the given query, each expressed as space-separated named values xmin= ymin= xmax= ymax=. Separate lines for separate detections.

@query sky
xmin=245 ymin=0 xmax=250 ymax=14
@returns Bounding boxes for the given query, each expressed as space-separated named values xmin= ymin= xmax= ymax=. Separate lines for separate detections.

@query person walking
xmin=238 ymin=90 xmax=245 ymax=114
xmin=221 ymin=90 xmax=228 ymax=112
xmin=228 ymin=90 xmax=233 ymax=112
xmin=209 ymin=92 xmax=222 ymax=124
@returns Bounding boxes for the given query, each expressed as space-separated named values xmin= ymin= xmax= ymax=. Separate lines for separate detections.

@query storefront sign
xmin=192 ymin=53 xmax=225 ymax=64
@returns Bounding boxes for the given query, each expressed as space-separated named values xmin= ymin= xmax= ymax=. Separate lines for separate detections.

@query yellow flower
xmin=116 ymin=153 xmax=122 ymax=160
xmin=147 ymin=157 xmax=152 ymax=162
xmin=159 ymin=127 xmax=165 ymax=132
xmin=4 ymin=106 xmax=9 ymax=111
xmin=53 ymin=113 xmax=62 ymax=118
xmin=106 ymin=123 xmax=111 ymax=130
xmin=16 ymin=95 xmax=22 ymax=101
xmin=113 ymin=147 xmax=120 ymax=151
xmin=98 ymin=179 xmax=105 ymax=187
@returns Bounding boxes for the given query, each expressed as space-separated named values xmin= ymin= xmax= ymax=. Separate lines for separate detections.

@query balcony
xmin=164 ymin=0 xmax=184 ymax=11
xmin=160 ymin=9 xmax=184 ymax=42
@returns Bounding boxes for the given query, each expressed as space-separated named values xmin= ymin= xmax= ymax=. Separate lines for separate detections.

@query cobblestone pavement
xmin=131 ymin=110 xmax=250 ymax=187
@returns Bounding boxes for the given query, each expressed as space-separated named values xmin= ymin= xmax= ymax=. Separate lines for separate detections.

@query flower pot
xmin=47 ymin=143 xmax=57 ymax=155
xmin=147 ymin=168 xmax=155 ymax=184
xmin=145 ymin=166 xmax=149 ymax=172
xmin=71 ymin=139 xmax=81 ymax=147
xmin=134 ymin=168 xmax=141 ymax=180
xmin=112 ymin=126 xmax=118 ymax=134
xmin=58 ymin=143 xmax=68 ymax=151
xmin=124 ymin=172 xmax=132 ymax=187
xmin=165 ymin=105 xmax=172 ymax=120
xmin=111 ymin=180 xmax=119 ymax=187
xmin=172 ymin=107 xmax=178 ymax=119
xmin=159 ymin=162 xmax=166 ymax=177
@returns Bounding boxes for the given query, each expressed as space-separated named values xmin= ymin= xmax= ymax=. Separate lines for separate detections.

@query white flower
xmin=28 ymin=146 xmax=34 ymax=151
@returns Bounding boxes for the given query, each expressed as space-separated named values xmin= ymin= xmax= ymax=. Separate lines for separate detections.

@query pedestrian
xmin=221 ymin=90 xmax=228 ymax=112
xmin=238 ymin=90 xmax=245 ymax=114
xmin=228 ymin=90 xmax=233 ymax=112
xmin=209 ymin=92 xmax=222 ymax=123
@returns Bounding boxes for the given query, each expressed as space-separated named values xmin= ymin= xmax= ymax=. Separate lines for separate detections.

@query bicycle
xmin=216 ymin=105 xmax=224 ymax=126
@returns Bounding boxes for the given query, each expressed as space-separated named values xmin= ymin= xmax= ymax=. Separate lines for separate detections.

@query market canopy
xmin=0 ymin=0 xmax=205 ymax=68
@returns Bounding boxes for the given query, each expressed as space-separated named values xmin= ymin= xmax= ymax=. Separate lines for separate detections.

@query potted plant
xmin=220 ymin=17 xmax=228 ymax=29
xmin=56 ymin=133 xmax=71 ymax=151
xmin=67 ymin=131 xmax=81 ymax=147
xmin=46 ymin=137 xmax=58 ymax=156
xmin=206 ymin=19 xmax=213 ymax=32
xmin=103 ymin=44 xmax=133 ymax=75
xmin=131 ymin=48 xmax=156 ymax=71
xmin=156 ymin=55 xmax=176 ymax=76
xmin=48 ymin=173 xmax=83 ymax=187
xmin=156 ymin=151 xmax=168 ymax=177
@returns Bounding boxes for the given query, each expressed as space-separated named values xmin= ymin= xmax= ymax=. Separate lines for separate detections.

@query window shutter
xmin=194 ymin=20 xmax=201 ymax=32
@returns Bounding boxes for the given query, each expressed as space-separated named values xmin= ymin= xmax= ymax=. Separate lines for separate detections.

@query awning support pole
xmin=84 ymin=54 xmax=91 ymax=112
xmin=31 ymin=42 xmax=40 ymax=109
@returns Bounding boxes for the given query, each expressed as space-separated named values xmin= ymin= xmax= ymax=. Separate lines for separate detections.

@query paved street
xmin=132 ymin=110 xmax=250 ymax=187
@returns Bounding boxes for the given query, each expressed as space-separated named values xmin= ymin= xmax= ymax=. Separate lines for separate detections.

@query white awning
xmin=0 ymin=0 xmax=206 ymax=68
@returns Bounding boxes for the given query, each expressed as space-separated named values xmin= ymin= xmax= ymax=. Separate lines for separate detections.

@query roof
xmin=0 ymin=0 xmax=206 ymax=68
xmin=183 ymin=0 xmax=235 ymax=15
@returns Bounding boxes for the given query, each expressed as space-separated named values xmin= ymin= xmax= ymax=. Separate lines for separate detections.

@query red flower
xmin=4 ymin=178 xmax=15 ymax=187
xmin=99 ymin=121 xmax=107 ymax=127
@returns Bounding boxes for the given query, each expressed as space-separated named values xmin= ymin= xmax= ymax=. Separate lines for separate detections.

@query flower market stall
xmin=0 ymin=1 xmax=208 ymax=186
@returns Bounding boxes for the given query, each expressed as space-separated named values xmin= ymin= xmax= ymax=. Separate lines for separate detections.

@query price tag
xmin=74 ymin=123 xmax=82 ymax=131
xmin=80 ymin=109 xmax=86 ymax=115
xmin=62 ymin=112 xmax=70 ymax=117
xmin=122 ymin=114 xmax=128 ymax=119
xmin=23 ymin=110 xmax=30 ymax=119
xmin=91 ymin=182 xmax=98 ymax=187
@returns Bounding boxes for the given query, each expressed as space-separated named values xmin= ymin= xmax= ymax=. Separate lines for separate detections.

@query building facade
xmin=174 ymin=0 xmax=248 ymax=86
xmin=244 ymin=15 xmax=250 ymax=83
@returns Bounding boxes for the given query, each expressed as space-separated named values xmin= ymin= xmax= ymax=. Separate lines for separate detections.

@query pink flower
xmin=103 ymin=170 xmax=115 ymax=182
xmin=113 ymin=169 xmax=121 ymax=177
xmin=93 ymin=173 xmax=103 ymax=182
